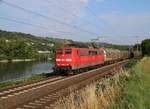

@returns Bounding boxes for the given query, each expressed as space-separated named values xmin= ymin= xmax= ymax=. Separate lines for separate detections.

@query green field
xmin=110 ymin=57 xmax=150 ymax=109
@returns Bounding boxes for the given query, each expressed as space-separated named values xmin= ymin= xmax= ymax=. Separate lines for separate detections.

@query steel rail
xmin=0 ymin=76 xmax=65 ymax=98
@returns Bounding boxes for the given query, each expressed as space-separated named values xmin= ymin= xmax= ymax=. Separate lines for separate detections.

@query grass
xmin=110 ymin=57 xmax=150 ymax=109
xmin=124 ymin=59 xmax=138 ymax=69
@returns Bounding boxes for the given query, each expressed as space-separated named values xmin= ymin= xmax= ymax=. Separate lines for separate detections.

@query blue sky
xmin=0 ymin=0 xmax=150 ymax=44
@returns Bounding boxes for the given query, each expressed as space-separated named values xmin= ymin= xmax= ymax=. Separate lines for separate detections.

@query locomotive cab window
xmin=89 ymin=51 xmax=97 ymax=55
xmin=80 ymin=50 xmax=89 ymax=56
xmin=99 ymin=50 xmax=104 ymax=55
xmin=56 ymin=49 xmax=63 ymax=54
xmin=65 ymin=49 xmax=72 ymax=54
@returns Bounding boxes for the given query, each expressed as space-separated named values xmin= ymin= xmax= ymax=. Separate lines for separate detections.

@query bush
xmin=141 ymin=39 xmax=150 ymax=56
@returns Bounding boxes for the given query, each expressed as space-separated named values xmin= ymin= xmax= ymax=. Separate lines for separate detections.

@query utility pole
xmin=91 ymin=36 xmax=107 ymax=48
xmin=135 ymin=36 xmax=139 ymax=53
xmin=91 ymin=38 xmax=99 ymax=48
xmin=99 ymin=36 xmax=105 ymax=48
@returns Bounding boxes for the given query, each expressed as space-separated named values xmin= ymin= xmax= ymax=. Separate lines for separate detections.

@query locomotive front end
xmin=54 ymin=48 xmax=73 ymax=72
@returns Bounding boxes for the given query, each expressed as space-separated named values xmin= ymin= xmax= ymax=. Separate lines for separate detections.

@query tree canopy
xmin=0 ymin=30 xmax=64 ymax=60
xmin=141 ymin=39 xmax=150 ymax=56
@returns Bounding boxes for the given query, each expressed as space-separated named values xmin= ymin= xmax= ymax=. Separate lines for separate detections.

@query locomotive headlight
xmin=56 ymin=59 xmax=61 ymax=62
xmin=66 ymin=59 xmax=72 ymax=62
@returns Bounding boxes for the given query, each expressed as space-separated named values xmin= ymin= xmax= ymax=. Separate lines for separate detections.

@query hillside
xmin=0 ymin=30 xmax=70 ymax=60
xmin=0 ymin=30 xmax=71 ymax=51
xmin=0 ymin=29 xmax=131 ymax=60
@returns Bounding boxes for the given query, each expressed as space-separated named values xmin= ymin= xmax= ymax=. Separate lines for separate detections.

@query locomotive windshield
xmin=65 ymin=49 xmax=72 ymax=54
xmin=56 ymin=49 xmax=62 ymax=54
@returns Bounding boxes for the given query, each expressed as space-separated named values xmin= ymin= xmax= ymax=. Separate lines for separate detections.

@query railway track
xmin=0 ymin=76 xmax=65 ymax=98
xmin=0 ymin=60 xmax=129 ymax=109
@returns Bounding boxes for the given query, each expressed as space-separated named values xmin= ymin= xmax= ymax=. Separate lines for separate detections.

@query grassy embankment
xmin=53 ymin=57 xmax=150 ymax=109
xmin=110 ymin=57 xmax=150 ymax=109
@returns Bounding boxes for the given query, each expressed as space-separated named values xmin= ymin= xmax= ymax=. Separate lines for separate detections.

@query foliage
xmin=0 ymin=30 xmax=65 ymax=60
xmin=73 ymin=41 xmax=130 ymax=50
xmin=124 ymin=59 xmax=138 ymax=69
xmin=103 ymin=43 xmax=130 ymax=50
xmin=87 ymin=41 xmax=130 ymax=50
xmin=141 ymin=39 xmax=150 ymax=56
xmin=0 ymin=38 xmax=39 ymax=60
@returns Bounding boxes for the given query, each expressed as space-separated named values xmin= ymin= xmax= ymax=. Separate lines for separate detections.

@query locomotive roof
xmin=56 ymin=47 xmax=105 ymax=50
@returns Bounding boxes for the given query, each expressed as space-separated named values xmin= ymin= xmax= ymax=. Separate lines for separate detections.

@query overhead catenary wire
xmin=86 ymin=6 xmax=102 ymax=22
xmin=46 ymin=0 xmax=106 ymax=38
xmin=0 ymin=16 xmax=73 ymax=36
xmin=0 ymin=0 xmax=100 ymax=36
xmin=44 ymin=0 xmax=104 ymax=32
xmin=0 ymin=16 xmax=55 ymax=34
xmin=0 ymin=16 xmax=50 ymax=30
xmin=86 ymin=6 xmax=107 ymax=31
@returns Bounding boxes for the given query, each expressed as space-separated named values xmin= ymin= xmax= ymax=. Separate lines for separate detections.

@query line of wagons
xmin=53 ymin=47 xmax=140 ymax=74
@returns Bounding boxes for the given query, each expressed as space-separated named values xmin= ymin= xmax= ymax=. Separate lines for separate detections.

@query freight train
xmin=53 ymin=47 xmax=138 ymax=74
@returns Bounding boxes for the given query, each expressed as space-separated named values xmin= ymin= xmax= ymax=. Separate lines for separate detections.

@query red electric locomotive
xmin=53 ymin=47 xmax=105 ymax=73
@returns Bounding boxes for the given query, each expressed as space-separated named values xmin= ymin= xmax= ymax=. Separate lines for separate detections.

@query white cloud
xmin=99 ymin=12 xmax=150 ymax=44
xmin=80 ymin=0 xmax=88 ymax=4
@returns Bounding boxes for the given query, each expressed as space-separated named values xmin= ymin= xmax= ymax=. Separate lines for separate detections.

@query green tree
xmin=141 ymin=39 xmax=150 ymax=56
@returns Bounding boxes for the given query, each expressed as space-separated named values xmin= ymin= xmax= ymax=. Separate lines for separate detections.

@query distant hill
xmin=0 ymin=30 xmax=72 ymax=60
xmin=0 ymin=30 xmax=72 ymax=51
xmin=0 ymin=29 xmax=131 ymax=60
